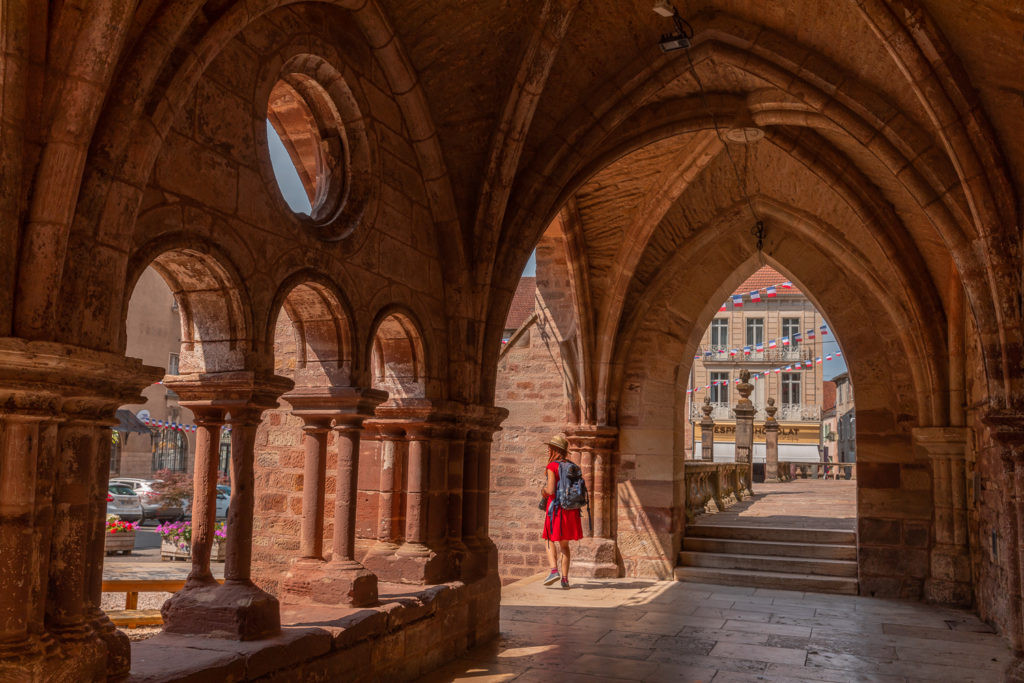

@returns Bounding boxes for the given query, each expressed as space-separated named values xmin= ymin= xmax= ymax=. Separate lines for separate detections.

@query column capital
xmin=911 ymin=426 xmax=967 ymax=460
xmin=162 ymin=369 xmax=294 ymax=413
xmin=564 ymin=424 xmax=618 ymax=450
xmin=284 ymin=385 xmax=388 ymax=426
xmin=0 ymin=338 xmax=162 ymax=419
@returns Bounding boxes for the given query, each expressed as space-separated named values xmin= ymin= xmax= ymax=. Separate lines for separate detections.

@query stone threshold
xmin=125 ymin=579 xmax=495 ymax=682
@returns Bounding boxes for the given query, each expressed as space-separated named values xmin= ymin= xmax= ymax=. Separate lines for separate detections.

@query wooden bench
xmin=102 ymin=578 xmax=223 ymax=628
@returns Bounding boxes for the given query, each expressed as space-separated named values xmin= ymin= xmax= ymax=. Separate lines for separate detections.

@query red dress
xmin=542 ymin=460 xmax=583 ymax=541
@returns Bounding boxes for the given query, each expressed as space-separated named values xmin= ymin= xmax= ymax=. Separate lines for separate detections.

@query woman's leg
xmin=545 ymin=539 xmax=559 ymax=571
xmin=558 ymin=540 xmax=571 ymax=578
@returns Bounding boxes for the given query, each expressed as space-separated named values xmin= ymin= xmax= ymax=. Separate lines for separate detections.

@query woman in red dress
xmin=541 ymin=434 xmax=583 ymax=589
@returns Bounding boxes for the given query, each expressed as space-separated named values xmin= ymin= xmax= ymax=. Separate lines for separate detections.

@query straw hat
xmin=546 ymin=434 xmax=569 ymax=452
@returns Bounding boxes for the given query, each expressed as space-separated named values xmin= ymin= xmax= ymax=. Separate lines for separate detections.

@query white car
xmin=109 ymin=477 xmax=184 ymax=523
xmin=107 ymin=484 xmax=144 ymax=522
xmin=181 ymin=488 xmax=230 ymax=520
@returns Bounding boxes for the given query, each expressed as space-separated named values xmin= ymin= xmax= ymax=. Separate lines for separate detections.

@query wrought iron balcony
xmin=689 ymin=402 xmax=820 ymax=422
xmin=696 ymin=345 xmax=815 ymax=364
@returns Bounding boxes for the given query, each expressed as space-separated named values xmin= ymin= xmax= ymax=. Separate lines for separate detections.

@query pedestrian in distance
xmin=540 ymin=434 xmax=586 ymax=589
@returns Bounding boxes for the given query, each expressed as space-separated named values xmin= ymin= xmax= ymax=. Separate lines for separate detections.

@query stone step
xmin=675 ymin=566 xmax=859 ymax=595
xmin=686 ymin=525 xmax=856 ymax=545
xmin=679 ymin=551 xmax=858 ymax=577
xmin=682 ymin=536 xmax=857 ymax=560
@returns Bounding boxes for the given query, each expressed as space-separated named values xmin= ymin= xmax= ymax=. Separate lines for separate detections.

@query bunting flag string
xmin=717 ymin=278 xmax=797 ymax=311
xmin=137 ymin=416 xmax=233 ymax=434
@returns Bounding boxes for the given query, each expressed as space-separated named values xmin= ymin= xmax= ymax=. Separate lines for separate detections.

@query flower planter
xmin=105 ymin=530 xmax=136 ymax=555
xmin=161 ymin=538 xmax=225 ymax=562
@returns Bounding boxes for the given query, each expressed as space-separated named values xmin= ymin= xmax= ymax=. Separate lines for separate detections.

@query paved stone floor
xmin=693 ymin=479 xmax=857 ymax=530
xmin=425 ymin=576 xmax=1010 ymax=682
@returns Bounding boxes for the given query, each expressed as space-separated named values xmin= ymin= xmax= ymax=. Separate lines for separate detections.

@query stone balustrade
xmin=779 ymin=462 xmax=856 ymax=480
xmin=684 ymin=462 xmax=754 ymax=523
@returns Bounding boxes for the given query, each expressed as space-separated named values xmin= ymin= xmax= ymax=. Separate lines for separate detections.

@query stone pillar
xmin=0 ymin=341 xmax=159 ymax=682
xmin=394 ymin=424 xmax=447 ymax=583
xmin=361 ymin=420 xmax=406 ymax=578
xmin=913 ymin=427 xmax=971 ymax=606
xmin=161 ymin=371 xmax=292 ymax=640
xmin=299 ymin=420 xmax=330 ymax=560
xmin=566 ymin=425 xmax=620 ymax=578
xmin=764 ymin=398 xmax=780 ymax=482
xmin=733 ymin=370 xmax=755 ymax=488
xmin=444 ymin=426 xmax=468 ymax=577
xmin=700 ymin=396 xmax=715 ymax=461
xmin=461 ymin=406 xmax=507 ymax=581
xmin=281 ymin=387 xmax=384 ymax=607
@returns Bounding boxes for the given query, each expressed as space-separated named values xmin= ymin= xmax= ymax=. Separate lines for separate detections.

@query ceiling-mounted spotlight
xmin=653 ymin=1 xmax=693 ymax=53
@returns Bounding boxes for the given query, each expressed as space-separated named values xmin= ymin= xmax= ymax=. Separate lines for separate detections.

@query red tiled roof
xmin=504 ymin=277 xmax=536 ymax=330
xmin=822 ymin=380 xmax=837 ymax=412
xmin=733 ymin=266 xmax=802 ymax=296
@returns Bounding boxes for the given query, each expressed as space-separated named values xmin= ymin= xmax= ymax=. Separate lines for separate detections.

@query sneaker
xmin=560 ymin=577 xmax=570 ymax=590
xmin=542 ymin=570 xmax=560 ymax=586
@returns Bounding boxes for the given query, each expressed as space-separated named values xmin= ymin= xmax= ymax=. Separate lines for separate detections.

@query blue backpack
xmin=546 ymin=461 xmax=591 ymax=535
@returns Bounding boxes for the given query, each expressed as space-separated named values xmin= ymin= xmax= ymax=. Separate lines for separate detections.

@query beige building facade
xmin=688 ymin=267 xmax=826 ymax=463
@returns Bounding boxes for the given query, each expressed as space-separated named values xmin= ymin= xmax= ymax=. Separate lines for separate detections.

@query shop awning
xmin=115 ymin=409 xmax=152 ymax=434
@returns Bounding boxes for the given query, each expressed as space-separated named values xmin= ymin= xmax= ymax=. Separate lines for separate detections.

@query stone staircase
xmin=675 ymin=525 xmax=859 ymax=595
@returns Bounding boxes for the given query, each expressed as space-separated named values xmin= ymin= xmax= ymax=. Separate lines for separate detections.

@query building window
xmin=710 ymin=371 xmax=729 ymax=405
xmin=782 ymin=372 xmax=801 ymax=405
xmin=110 ymin=432 xmax=122 ymax=474
xmin=167 ymin=352 xmax=179 ymax=375
xmin=153 ymin=429 xmax=187 ymax=472
xmin=219 ymin=431 xmax=231 ymax=475
xmin=710 ymin=319 xmax=728 ymax=350
xmin=745 ymin=318 xmax=764 ymax=347
xmin=782 ymin=318 xmax=800 ymax=347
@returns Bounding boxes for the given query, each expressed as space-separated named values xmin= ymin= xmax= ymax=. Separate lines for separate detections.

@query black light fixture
xmin=653 ymin=0 xmax=693 ymax=52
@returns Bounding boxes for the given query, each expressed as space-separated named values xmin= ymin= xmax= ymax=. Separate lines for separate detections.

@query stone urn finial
xmin=765 ymin=396 xmax=778 ymax=423
xmin=736 ymin=369 xmax=753 ymax=407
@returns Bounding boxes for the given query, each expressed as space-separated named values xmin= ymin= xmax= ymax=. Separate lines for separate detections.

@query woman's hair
xmin=547 ymin=445 xmax=568 ymax=463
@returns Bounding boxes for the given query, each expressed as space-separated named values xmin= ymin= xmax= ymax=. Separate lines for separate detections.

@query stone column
xmin=700 ymin=396 xmax=715 ymax=461
xmin=0 ymin=341 xmax=159 ymax=682
xmin=281 ymin=387 xmax=384 ymax=607
xmin=444 ymin=426 xmax=468 ymax=577
xmin=461 ymin=406 xmax=507 ymax=581
xmin=733 ymin=369 xmax=755 ymax=488
xmin=914 ymin=427 xmax=971 ymax=606
xmin=299 ymin=420 xmax=330 ymax=560
xmin=161 ymin=371 xmax=292 ymax=640
xmin=566 ymin=425 xmax=620 ymax=578
xmin=183 ymin=409 xmax=226 ymax=586
xmin=764 ymin=398 xmax=780 ymax=482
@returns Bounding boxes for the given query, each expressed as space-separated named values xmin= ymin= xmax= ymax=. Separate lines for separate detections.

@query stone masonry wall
xmin=489 ymin=321 xmax=571 ymax=584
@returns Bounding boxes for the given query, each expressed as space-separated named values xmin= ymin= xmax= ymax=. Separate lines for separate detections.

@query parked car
xmin=181 ymin=487 xmax=230 ymax=520
xmin=108 ymin=478 xmax=184 ymax=523
xmin=106 ymin=484 xmax=143 ymax=522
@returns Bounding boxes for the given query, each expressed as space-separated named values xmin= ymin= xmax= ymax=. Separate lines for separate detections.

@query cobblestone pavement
xmin=692 ymin=479 xmax=857 ymax=530
xmin=425 ymin=576 xmax=1009 ymax=682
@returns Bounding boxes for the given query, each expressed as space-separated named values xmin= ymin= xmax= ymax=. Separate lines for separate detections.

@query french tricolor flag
xmin=806 ymin=328 xmax=816 ymax=340
xmin=826 ymin=354 xmax=833 ymax=361
xmin=815 ymin=357 xmax=823 ymax=364
xmin=768 ymin=339 xmax=777 ymax=349
xmin=781 ymin=336 xmax=790 ymax=346
xmin=719 ymin=303 xmax=727 ymax=311
xmin=793 ymin=332 xmax=802 ymax=343
xmin=774 ymin=367 xmax=782 ymax=374
xmin=835 ymin=351 xmax=843 ymax=357
xmin=820 ymin=324 xmax=829 ymax=336
xmin=729 ymin=349 xmax=738 ymax=357
xmin=804 ymin=360 xmax=813 ymax=368
xmin=750 ymin=290 xmax=761 ymax=302
xmin=765 ymin=285 xmax=777 ymax=298
xmin=743 ymin=346 xmax=751 ymax=356
xmin=732 ymin=294 xmax=744 ymax=308
xmin=686 ymin=388 xmax=693 ymax=394
xmin=781 ymin=281 xmax=793 ymax=289
xmin=756 ymin=343 xmax=764 ymax=352
xmin=784 ymin=365 xmax=792 ymax=371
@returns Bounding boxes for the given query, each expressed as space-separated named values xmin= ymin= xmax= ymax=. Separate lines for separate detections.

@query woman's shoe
xmin=560 ymin=577 xmax=570 ymax=590
xmin=543 ymin=569 xmax=560 ymax=586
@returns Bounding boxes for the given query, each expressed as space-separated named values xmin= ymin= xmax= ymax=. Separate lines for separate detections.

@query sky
xmin=266 ymin=120 xmax=313 ymax=215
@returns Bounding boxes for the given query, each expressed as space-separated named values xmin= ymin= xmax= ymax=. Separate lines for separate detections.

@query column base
xmin=281 ymin=558 xmax=378 ymax=607
xmin=161 ymin=580 xmax=281 ymax=641
xmin=363 ymin=541 xmax=448 ymax=584
xmin=571 ymin=537 xmax=620 ymax=578
xmin=89 ymin=607 xmax=131 ymax=678
xmin=0 ymin=636 xmax=44 ymax=682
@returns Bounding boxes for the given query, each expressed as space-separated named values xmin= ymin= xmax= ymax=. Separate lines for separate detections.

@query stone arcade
xmin=3 ymin=1 xmax=1024 ymax=680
